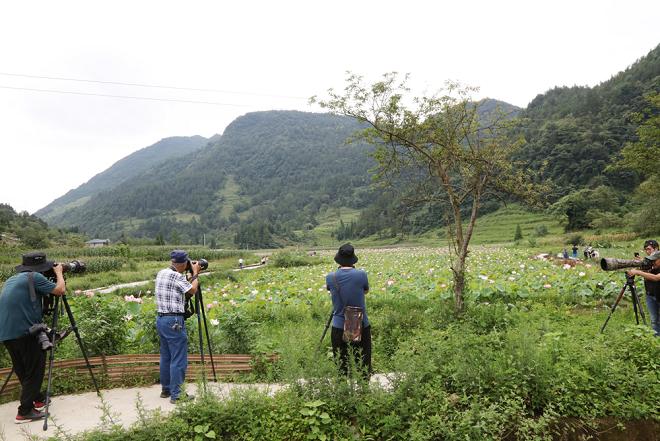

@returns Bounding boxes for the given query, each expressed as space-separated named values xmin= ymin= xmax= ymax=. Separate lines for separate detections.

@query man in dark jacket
xmin=0 ymin=252 xmax=65 ymax=423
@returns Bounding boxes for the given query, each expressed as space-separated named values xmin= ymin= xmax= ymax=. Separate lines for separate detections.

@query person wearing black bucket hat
xmin=325 ymin=244 xmax=372 ymax=379
xmin=0 ymin=251 xmax=66 ymax=423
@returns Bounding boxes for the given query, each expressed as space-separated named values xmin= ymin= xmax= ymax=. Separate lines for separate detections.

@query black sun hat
xmin=15 ymin=251 xmax=54 ymax=273
xmin=334 ymin=243 xmax=358 ymax=266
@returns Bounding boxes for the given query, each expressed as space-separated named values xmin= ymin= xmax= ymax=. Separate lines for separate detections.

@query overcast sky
xmin=1 ymin=0 xmax=658 ymax=214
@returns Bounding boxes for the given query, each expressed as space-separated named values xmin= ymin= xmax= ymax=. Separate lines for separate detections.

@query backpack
xmin=333 ymin=272 xmax=363 ymax=343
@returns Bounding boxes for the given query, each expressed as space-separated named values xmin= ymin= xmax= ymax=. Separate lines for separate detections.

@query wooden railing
xmin=0 ymin=353 xmax=277 ymax=396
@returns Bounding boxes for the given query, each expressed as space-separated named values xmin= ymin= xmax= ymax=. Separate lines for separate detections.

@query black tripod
xmin=192 ymin=280 xmax=217 ymax=383
xmin=42 ymin=294 xmax=101 ymax=430
xmin=600 ymin=274 xmax=647 ymax=333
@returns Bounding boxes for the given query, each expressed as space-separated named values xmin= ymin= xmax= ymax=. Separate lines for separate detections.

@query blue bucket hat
xmin=170 ymin=250 xmax=189 ymax=263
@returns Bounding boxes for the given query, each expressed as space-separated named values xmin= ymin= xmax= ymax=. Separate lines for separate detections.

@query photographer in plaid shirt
xmin=155 ymin=250 xmax=200 ymax=403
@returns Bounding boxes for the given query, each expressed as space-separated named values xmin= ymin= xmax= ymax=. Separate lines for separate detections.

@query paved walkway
xmin=0 ymin=382 xmax=281 ymax=440
xmin=0 ymin=375 xmax=391 ymax=440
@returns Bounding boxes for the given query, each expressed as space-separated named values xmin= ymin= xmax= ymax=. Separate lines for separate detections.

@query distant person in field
xmin=155 ymin=250 xmax=200 ymax=403
xmin=562 ymin=248 xmax=569 ymax=259
xmin=571 ymin=244 xmax=578 ymax=258
xmin=325 ymin=244 xmax=371 ymax=379
xmin=238 ymin=258 xmax=244 ymax=269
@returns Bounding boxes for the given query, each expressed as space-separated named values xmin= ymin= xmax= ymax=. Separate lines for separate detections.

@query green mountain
xmin=33 ymin=43 xmax=660 ymax=246
xmin=38 ymin=111 xmax=378 ymax=246
xmin=36 ymin=135 xmax=209 ymax=222
xmin=515 ymin=44 xmax=659 ymax=192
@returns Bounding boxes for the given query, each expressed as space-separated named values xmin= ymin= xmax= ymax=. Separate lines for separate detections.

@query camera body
xmin=60 ymin=260 xmax=86 ymax=274
xmin=39 ymin=259 xmax=86 ymax=315
xmin=186 ymin=258 xmax=209 ymax=272
xmin=28 ymin=323 xmax=53 ymax=351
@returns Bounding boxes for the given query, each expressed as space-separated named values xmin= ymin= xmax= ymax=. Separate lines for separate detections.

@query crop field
xmin=0 ymin=245 xmax=658 ymax=440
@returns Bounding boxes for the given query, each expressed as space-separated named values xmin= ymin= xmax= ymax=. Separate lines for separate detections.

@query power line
xmin=0 ymin=85 xmax=256 ymax=106
xmin=0 ymin=72 xmax=308 ymax=100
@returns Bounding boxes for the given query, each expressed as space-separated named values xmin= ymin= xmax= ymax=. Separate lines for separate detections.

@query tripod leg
xmin=0 ymin=368 xmax=13 ymax=397
xmin=43 ymin=296 xmax=61 ymax=431
xmin=194 ymin=290 xmax=207 ymax=389
xmin=600 ymin=283 xmax=627 ymax=333
xmin=317 ymin=312 xmax=333 ymax=351
xmin=62 ymin=296 xmax=101 ymax=395
xmin=629 ymin=285 xmax=647 ymax=326
xmin=198 ymin=287 xmax=217 ymax=382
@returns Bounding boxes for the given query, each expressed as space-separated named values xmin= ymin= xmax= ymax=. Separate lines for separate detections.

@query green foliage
xmin=216 ymin=310 xmax=257 ymax=354
xmin=270 ymin=251 xmax=319 ymax=268
xmin=534 ymin=224 xmax=548 ymax=237
xmin=72 ymin=296 xmax=129 ymax=356
xmin=550 ymin=185 xmax=623 ymax=231
xmin=514 ymin=224 xmax=523 ymax=241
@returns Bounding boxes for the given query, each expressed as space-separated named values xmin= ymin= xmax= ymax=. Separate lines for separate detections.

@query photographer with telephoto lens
xmin=0 ymin=252 xmax=65 ymax=423
xmin=155 ymin=250 xmax=201 ymax=403
xmin=628 ymin=240 xmax=660 ymax=336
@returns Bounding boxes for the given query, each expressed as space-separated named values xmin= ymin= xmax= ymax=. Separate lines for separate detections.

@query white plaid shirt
xmin=155 ymin=267 xmax=192 ymax=313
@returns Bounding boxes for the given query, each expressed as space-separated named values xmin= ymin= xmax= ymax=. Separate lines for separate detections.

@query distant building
xmin=86 ymin=239 xmax=110 ymax=248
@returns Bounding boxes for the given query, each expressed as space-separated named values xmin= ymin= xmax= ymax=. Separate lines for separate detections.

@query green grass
xmin=310 ymin=206 xmax=361 ymax=245
xmin=216 ymin=175 xmax=243 ymax=218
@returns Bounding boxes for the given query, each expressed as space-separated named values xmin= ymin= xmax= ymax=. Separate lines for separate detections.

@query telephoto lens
xmin=198 ymin=258 xmax=209 ymax=271
xmin=60 ymin=260 xmax=87 ymax=274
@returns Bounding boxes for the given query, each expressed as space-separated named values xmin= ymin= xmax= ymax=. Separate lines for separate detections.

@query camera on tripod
xmin=39 ymin=260 xmax=87 ymax=316
xmin=186 ymin=258 xmax=209 ymax=272
xmin=600 ymin=257 xmax=652 ymax=272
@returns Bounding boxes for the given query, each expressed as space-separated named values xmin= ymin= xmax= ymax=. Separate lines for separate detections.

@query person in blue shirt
xmin=0 ymin=252 xmax=65 ymax=424
xmin=325 ymin=244 xmax=371 ymax=379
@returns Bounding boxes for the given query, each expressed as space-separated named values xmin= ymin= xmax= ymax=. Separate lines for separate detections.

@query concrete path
xmin=0 ymin=382 xmax=281 ymax=440
xmin=0 ymin=375 xmax=391 ymax=440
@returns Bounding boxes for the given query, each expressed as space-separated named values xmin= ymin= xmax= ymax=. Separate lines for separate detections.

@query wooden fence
xmin=0 ymin=353 xmax=277 ymax=397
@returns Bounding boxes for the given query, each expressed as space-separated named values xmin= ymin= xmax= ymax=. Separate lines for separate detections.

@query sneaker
xmin=170 ymin=393 xmax=194 ymax=404
xmin=159 ymin=390 xmax=171 ymax=398
xmin=15 ymin=409 xmax=45 ymax=424
xmin=33 ymin=398 xmax=50 ymax=411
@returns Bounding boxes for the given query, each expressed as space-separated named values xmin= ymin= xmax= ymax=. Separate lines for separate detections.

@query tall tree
xmin=313 ymin=73 xmax=543 ymax=311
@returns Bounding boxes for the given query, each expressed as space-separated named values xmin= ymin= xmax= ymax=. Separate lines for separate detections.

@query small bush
xmin=270 ymin=251 xmax=317 ymax=268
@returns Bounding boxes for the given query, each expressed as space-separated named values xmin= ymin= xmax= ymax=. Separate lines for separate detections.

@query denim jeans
xmin=156 ymin=315 xmax=188 ymax=399
xmin=646 ymin=294 xmax=660 ymax=337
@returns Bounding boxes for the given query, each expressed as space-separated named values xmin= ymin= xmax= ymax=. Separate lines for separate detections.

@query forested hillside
xmin=0 ymin=204 xmax=81 ymax=248
xmin=39 ymin=111 xmax=377 ymax=246
xmin=36 ymin=135 xmax=209 ymax=222
xmin=30 ymin=44 xmax=660 ymax=246
xmin=516 ymin=45 xmax=659 ymax=191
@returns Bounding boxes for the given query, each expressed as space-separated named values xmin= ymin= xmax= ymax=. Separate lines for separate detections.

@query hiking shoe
xmin=15 ymin=409 xmax=45 ymax=424
xmin=33 ymin=398 xmax=50 ymax=411
xmin=170 ymin=393 xmax=194 ymax=404
xmin=159 ymin=390 xmax=171 ymax=398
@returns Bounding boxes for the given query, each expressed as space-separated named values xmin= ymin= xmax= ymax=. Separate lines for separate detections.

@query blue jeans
xmin=646 ymin=294 xmax=660 ymax=337
xmin=156 ymin=315 xmax=188 ymax=399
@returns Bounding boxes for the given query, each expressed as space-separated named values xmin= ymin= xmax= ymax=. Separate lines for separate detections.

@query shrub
xmin=71 ymin=296 xmax=129 ymax=356
xmin=270 ymin=251 xmax=317 ymax=268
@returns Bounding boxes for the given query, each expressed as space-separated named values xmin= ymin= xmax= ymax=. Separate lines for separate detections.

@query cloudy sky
xmin=1 ymin=0 xmax=658 ymax=214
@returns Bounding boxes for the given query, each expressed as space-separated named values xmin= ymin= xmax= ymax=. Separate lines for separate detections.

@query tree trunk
xmin=452 ymin=254 xmax=466 ymax=313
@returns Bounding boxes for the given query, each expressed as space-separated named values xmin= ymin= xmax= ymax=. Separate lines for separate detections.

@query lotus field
xmin=2 ymin=246 xmax=658 ymax=439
